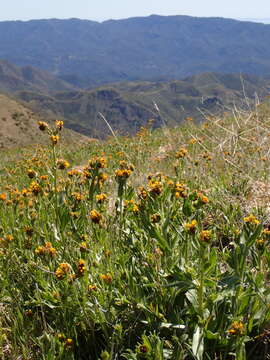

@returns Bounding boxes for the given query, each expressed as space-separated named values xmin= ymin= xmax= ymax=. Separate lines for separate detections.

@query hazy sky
xmin=1 ymin=0 xmax=269 ymax=22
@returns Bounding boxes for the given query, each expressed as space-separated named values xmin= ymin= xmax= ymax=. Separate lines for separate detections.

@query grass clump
xmin=1 ymin=106 xmax=270 ymax=359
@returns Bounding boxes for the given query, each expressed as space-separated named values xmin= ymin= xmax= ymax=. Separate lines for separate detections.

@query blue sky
xmin=1 ymin=0 xmax=269 ymax=22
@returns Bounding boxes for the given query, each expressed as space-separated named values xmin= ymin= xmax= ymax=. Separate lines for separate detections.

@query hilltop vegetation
xmin=1 ymin=59 xmax=270 ymax=138
xmin=1 ymin=102 xmax=270 ymax=359
xmin=16 ymin=72 xmax=270 ymax=137
xmin=0 ymin=16 xmax=270 ymax=87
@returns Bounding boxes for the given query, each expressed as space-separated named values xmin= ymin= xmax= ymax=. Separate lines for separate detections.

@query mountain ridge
xmin=15 ymin=72 xmax=270 ymax=138
xmin=0 ymin=15 xmax=270 ymax=87
xmin=0 ymin=59 xmax=76 ymax=93
xmin=1 ymin=59 xmax=270 ymax=140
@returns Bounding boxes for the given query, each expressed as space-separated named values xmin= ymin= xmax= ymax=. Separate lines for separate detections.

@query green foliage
xmin=1 ymin=107 xmax=270 ymax=359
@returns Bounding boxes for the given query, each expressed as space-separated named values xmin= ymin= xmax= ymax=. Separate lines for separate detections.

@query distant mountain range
xmin=1 ymin=13 xmax=270 ymax=141
xmin=0 ymin=15 xmax=270 ymax=87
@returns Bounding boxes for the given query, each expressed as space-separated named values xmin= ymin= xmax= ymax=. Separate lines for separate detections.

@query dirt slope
xmin=0 ymin=93 xmax=90 ymax=148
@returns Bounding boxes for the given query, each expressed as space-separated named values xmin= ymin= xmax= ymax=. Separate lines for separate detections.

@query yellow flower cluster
xmin=243 ymin=215 xmax=260 ymax=225
xmin=126 ymin=200 xmax=140 ymax=214
xmin=39 ymin=175 xmax=48 ymax=182
xmin=228 ymin=321 xmax=245 ymax=336
xmin=29 ymin=181 xmax=42 ymax=196
xmin=55 ymin=263 xmax=71 ymax=279
xmin=38 ymin=121 xmax=49 ymax=131
xmin=184 ymin=219 xmax=197 ymax=233
xmin=57 ymin=159 xmax=70 ymax=170
xmin=56 ymin=333 xmax=73 ymax=349
xmin=115 ymin=161 xmax=134 ymax=182
xmin=119 ymin=160 xmax=134 ymax=170
xmin=50 ymin=135 xmax=60 ymax=145
xmin=138 ymin=186 xmax=148 ymax=200
xmin=98 ymin=173 xmax=108 ymax=184
xmin=0 ymin=234 xmax=14 ymax=249
xmin=132 ymin=204 xmax=140 ymax=214
xmin=188 ymin=138 xmax=197 ymax=144
xmin=96 ymin=193 xmax=108 ymax=203
xmin=55 ymin=120 xmax=64 ymax=131
xmin=263 ymin=228 xmax=270 ymax=236
xmin=115 ymin=168 xmax=133 ymax=180
xmin=79 ymin=241 xmax=88 ymax=252
xmin=100 ymin=273 xmax=113 ymax=284
xmin=27 ymin=169 xmax=36 ymax=179
xmin=124 ymin=199 xmax=135 ymax=208
xmin=88 ymin=284 xmax=97 ymax=292
xmin=6 ymin=235 xmax=14 ymax=241
xmin=21 ymin=188 xmax=28 ymax=197
xmin=70 ymin=211 xmax=79 ymax=218
xmin=176 ymin=147 xmax=188 ymax=159
xmin=174 ymin=183 xmax=187 ymax=198
xmin=202 ymin=152 xmax=212 ymax=161
xmin=72 ymin=192 xmax=85 ymax=202
xmin=255 ymin=239 xmax=265 ymax=250
xmin=0 ymin=193 xmax=7 ymax=201
xmin=197 ymin=192 xmax=209 ymax=204
xmin=64 ymin=338 xmax=73 ymax=349
xmin=89 ymin=209 xmax=102 ymax=224
xmin=148 ymin=180 xmax=162 ymax=196
xmin=35 ymin=242 xmax=57 ymax=256
xmin=77 ymin=259 xmax=86 ymax=276
xmin=136 ymin=126 xmax=149 ymax=138
xmin=199 ymin=230 xmax=212 ymax=243
xmin=57 ymin=333 xmax=66 ymax=341
xmin=68 ymin=169 xmax=81 ymax=177
xmin=88 ymin=156 xmax=107 ymax=170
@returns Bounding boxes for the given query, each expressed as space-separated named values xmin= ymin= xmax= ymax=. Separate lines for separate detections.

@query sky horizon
xmin=1 ymin=15 xmax=270 ymax=24
xmin=0 ymin=0 xmax=269 ymax=22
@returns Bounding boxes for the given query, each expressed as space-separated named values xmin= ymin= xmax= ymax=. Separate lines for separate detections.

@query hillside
xmin=0 ymin=93 xmax=90 ymax=148
xmin=0 ymin=16 xmax=270 ymax=87
xmin=16 ymin=73 xmax=270 ymax=137
xmin=0 ymin=59 xmax=75 ymax=94
xmin=1 ymin=99 xmax=270 ymax=359
xmin=1 ymin=59 xmax=268 ymax=139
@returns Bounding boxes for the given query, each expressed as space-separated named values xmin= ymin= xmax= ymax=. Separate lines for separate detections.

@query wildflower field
xmin=1 ymin=104 xmax=270 ymax=359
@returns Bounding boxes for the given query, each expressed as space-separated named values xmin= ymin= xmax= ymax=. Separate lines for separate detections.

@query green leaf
xmin=183 ymin=198 xmax=193 ymax=217
xmin=205 ymin=330 xmax=220 ymax=340
xmin=246 ymin=224 xmax=263 ymax=247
